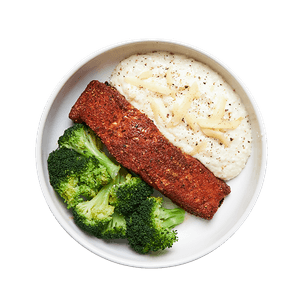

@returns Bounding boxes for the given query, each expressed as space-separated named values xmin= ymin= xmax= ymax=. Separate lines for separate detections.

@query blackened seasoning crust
xmin=69 ymin=80 xmax=231 ymax=219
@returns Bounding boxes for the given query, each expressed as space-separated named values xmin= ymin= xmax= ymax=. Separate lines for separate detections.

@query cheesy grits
xmin=110 ymin=52 xmax=251 ymax=180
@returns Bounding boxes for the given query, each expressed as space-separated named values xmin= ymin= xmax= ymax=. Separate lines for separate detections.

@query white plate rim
xmin=36 ymin=39 xmax=267 ymax=268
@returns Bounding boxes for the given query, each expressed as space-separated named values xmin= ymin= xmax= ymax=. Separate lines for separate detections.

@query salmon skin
xmin=69 ymin=80 xmax=231 ymax=219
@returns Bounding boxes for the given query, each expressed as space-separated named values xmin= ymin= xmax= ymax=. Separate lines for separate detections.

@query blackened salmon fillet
xmin=69 ymin=80 xmax=231 ymax=219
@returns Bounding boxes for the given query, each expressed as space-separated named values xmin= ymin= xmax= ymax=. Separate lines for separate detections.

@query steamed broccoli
xmin=126 ymin=197 xmax=185 ymax=254
xmin=72 ymin=175 xmax=127 ymax=239
xmin=109 ymin=174 xmax=153 ymax=216
xmin=58 ymin=123 xmax=120 ymax=179
xmin=71 ymin=171 xmax=185 ymax=247
xmin=47 ymin=147 xmax=111 ymax=208
xmin=72 ymin=179 xmax=114 ymax=237
xmin=48 ymin=123 xmax=186 ymax=250
xmin=99 ymin=211 xmax=127 ymax=239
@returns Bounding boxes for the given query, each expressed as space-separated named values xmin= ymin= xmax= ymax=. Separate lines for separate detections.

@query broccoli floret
xmin=47 ymin=147 xmax=111 ymax=208
xmin=72 ymin=178 xmax=115 ymax=236
xmin=99 ymin=211 xmax=127 ymax=239
xmin=73 ymin=172 xmax=155 ymax=240
xmin=126 ymin=197 xmax=185 ymax=254
xmin=58 ymin=123 xmax=120 ymax=179
xmin=72 ymin=175 xmax=127 ymax=239
xmin=48 ymin=124 xmax=186 ymax=249
xmin=109 ymin=174 xmax=153 ymax=216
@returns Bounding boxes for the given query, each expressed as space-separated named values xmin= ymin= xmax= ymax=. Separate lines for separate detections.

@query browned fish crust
xmin=69 ymin=80 xmax=231 ymax=219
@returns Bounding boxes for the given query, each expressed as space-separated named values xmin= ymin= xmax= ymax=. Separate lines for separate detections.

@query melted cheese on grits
xmin=110 ymin=52 xmax=252 ymax=180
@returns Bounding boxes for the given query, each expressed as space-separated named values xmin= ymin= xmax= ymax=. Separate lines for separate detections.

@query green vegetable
xmin=99 ymin=211 xmax=127 ymax=239
xmin=48 ymin=123 xmax=186 ymax=251
xmin=58 ymin=123 xmax=120 ymax=179
xmin=72 ymin=174 xmax=127 ymax=239
xmin=47 ymin=147 xmax=111 ymax=208
xmin=126 ymin=197 xmax=185 ymax=254
xmin=109 ymin=173 xmax=153 ymax=216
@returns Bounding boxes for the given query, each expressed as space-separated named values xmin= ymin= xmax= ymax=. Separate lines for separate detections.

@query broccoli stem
xmin=92 ymin=181 xmax=113 ymax=206
xmin=80 ymin=178 xmax=115 ymax=220
xmin=83 ymin=138 xmax=120 ymax=180
xmin=159 ymin=207 xmax=185 ymax=230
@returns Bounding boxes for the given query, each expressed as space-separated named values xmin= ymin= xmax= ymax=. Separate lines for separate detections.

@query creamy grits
xmin=110 ymin=52 xmax=252 ymax=180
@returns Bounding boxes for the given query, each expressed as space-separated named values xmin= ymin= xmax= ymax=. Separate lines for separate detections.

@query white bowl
xmin=36 ymin=40 xmax=267 ymax=268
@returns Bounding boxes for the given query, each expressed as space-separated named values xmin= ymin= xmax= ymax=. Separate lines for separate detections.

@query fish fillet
xmin=69 ymin=81 xmax=231 ymax=219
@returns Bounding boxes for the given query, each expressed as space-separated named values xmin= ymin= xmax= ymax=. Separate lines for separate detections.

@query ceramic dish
xmin=36 ymin=40 xmax=267 ymax=268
